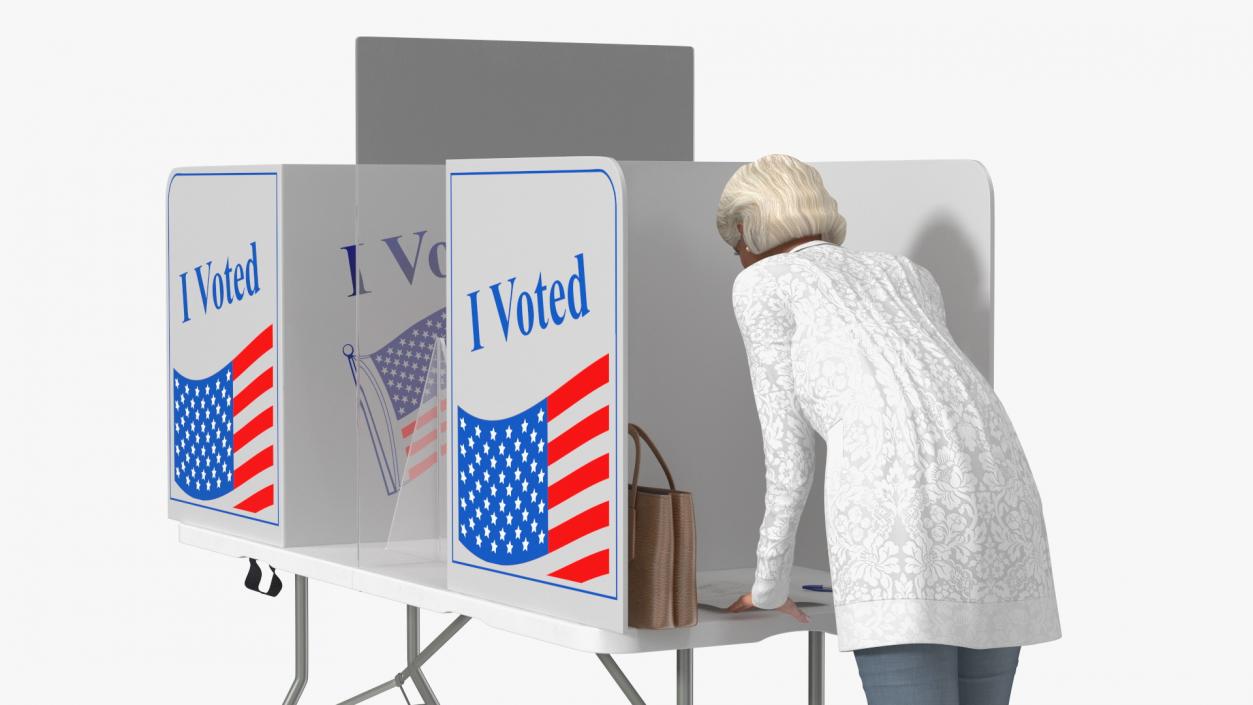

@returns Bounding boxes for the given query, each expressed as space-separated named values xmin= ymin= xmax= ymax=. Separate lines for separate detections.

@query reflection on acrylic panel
xmin=347 ymin=307 xmax=448 ymax=497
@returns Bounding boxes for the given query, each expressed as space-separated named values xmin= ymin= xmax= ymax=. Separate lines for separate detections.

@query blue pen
xmin=802 ymin=584 xmax=832 ymax=592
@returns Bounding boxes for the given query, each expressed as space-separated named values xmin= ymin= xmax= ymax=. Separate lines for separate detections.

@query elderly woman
xmin=719 ymin=155 xmax=1060 ymax=705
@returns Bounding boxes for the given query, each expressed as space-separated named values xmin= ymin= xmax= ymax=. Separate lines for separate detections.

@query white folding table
xmin=181 ymin=525 xmax=834 ymax=705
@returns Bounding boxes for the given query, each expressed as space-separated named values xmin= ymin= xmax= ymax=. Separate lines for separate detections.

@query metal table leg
xmin=280 ymin=575 xmax=309 ymax=705
xmin=399 ymin=614 xmax=470 ymax=705
xmin=677 ymin=649 xmax=693 ymax=705
xmin=597 ymin=654 xmax=648 ymax=705
xmin=335 ymin=612 xmax=470 ymax=705
xmin=407 ymin=605 xmax=420 ymax=664
xmin=598 ymin=647 xmax=694 ymax=705
xmin=808 ymin=631 xmax=824 ymax=705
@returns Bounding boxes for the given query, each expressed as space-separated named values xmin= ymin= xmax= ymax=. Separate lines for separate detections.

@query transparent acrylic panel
xmin=384 ymin=338 xmax=447 ymax=561
xmin=352 ymin=164 xmax=449 ymax=575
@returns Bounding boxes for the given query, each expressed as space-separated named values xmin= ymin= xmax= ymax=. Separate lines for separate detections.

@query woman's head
xmin=716 ymin=154 xmax=847 ymax=261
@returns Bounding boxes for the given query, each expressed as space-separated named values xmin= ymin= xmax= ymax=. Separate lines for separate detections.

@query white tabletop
xmin=180 ymin=525 xmax=836 ymax=654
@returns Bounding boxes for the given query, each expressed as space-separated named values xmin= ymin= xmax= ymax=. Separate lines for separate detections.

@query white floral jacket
xmin=732 ymin=240 xmax=1061 ymax=651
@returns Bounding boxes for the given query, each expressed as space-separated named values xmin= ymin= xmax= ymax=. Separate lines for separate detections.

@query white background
xmin=2 ymin=2 xmax=1250 ymax=703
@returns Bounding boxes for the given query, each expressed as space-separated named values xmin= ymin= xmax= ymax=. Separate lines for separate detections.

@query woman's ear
xmin=736 ymin=223 xmax=759 ymax=268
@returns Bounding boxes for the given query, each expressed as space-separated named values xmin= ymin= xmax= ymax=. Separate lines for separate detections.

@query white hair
xmin=715 ymin=154 xmax=847 ymax=253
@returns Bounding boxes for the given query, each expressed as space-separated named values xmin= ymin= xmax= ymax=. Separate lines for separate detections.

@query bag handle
xmin=628 ymin=422 xmax=677 ymax=504
xmin=627 ymin=423 xmax=676 ymax=562
xmin=628 ymin=429 xmax=640 ymax=561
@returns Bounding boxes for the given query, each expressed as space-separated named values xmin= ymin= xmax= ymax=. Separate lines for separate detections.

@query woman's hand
xmin=726 ymin=592 xmax=810 ymax=623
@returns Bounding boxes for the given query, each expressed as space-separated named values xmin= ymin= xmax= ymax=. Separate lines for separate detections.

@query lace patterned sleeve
xmin=731 ymin=264 xmax=816 ymax=610
xmin=914 ymin=261 xmax=947 ymax=327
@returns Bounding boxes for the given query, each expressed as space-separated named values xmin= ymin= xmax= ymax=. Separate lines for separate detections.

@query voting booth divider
xmin=166 ymin=164 xmax=451 ymax=556
xmin=445 ymin=157 xmax=629 ymax=631
xmin=167 ymin=166 xmax=356 ymax=546
xmin=168 ymin=158 xmax=993 ymax=637
xmin=350 ymin=164 xmax=450 ymax=571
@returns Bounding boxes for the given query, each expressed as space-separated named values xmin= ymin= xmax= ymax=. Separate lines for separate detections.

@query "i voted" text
xmin=466 ymin=253 xmax=590 ymax=352
xmin=178 ymin=241 xmax=262 ymax=323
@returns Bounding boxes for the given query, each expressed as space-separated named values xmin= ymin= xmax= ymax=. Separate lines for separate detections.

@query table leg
xmin=401 ymin=606 xmax=421 ymax=704
xmin=280 ymin=575 xmax=309 ymax=705
xmin=407 ymin=605 xmax=420 ymax=664
xmin=598 ymin=647 xmax=694 ymax=705
xmin=401 ymin=613 xmax=469 ymax=705
xmin=596 ymin=653 xmax=648 ymax=705
xmin=808 ymin=631 xmax=824 ymax=705
xmin=335 ymin=613 xmax=470 ymax=705
xmin=676 ymin=649 xmax=693 ymax=705
xmin=409 ymin=666 xmax=440 ymax=705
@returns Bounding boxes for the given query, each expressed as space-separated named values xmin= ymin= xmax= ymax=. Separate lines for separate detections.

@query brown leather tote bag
xmin=627 ymin=423 xmax=697 ymax=629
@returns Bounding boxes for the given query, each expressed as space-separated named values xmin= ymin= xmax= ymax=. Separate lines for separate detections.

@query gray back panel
xmin=356 ymin=37 xmax=693 ymax=164
xmin=622 ymin=160 xmax=993 ymax=573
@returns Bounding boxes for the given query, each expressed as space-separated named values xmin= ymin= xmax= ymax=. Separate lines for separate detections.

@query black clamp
xmin=244 ymin=557 xmax=283 ymax=596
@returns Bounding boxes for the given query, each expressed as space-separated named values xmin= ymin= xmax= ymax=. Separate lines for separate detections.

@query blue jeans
xmin=853 ymin=643 xmax=1022 ymax=705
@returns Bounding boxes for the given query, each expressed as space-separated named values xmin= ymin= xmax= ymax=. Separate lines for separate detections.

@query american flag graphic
xmin=456 ymin=353 xmax=613 ymax=585
xmin=348 ymin=308 xmax=447 ymax=496
xmin=172 ymin=325 xmax=277 ymax=518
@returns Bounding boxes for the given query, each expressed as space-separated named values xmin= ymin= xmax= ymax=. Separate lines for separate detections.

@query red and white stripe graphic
xmin=228 ymin=325 xmax=277 ymax=515
xmin=401 ymin=396 xmax=449 ymax=483
xmin=543 ymin=354 xmax=613 ymax=584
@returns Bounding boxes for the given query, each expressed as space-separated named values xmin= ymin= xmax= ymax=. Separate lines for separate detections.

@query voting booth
xmin=168 ymin=156 xmax=994 ymax=702
xmin=167 ymin=158 xmax=993 ymax=625
xmin=168 ymin=37 xmax=996 ymax=705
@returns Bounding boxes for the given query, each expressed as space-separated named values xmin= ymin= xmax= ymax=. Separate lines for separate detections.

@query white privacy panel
xmin=812 ymin=160 xmax=994 ymax=380
xmin=446 ymin=156 xmax=628 ymax=632
xmin=168 ymin=170 xmax=281 ymax=529
xmin=166 ymin=166 xmax=360 ymax=548
xmin=620 ymin=160 xmax=993 ymax=576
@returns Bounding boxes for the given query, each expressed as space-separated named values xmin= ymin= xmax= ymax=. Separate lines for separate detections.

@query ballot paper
xmin=697 ymin=578 xmax=751 ymax=610
xmin=696 ymin=568 xmax=831 ymax=610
